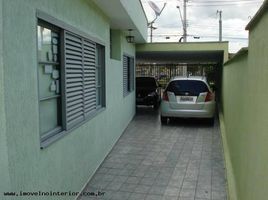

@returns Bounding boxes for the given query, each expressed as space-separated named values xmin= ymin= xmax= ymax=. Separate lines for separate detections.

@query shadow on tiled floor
xmin=78 ymin=106 xmax=227 ymax=200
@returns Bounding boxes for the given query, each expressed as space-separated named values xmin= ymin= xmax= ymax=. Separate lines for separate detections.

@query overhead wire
xmin=142 ymin=0 xmax=263 ymax=2
xmin=191 ymin=0 xmax=262 ymax=2
xmin=152 ymin=34 xmax=248 ymax=40
xmin=142 ymin=0 xmax=259 ymax=43
xmin=188 ymin=0 xmax=263 ymax=7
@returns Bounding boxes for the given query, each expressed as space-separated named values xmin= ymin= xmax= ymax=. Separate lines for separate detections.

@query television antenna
xmin=148 ymin=1 xmax=167 ymax=43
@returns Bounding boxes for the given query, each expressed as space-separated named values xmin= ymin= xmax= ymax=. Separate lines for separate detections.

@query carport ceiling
xmin=136 ymin=51 xmax=224 ymax=64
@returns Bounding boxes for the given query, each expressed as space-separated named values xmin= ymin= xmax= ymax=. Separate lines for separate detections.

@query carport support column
xmin=183 ymin=65 xmax=187 ymax=76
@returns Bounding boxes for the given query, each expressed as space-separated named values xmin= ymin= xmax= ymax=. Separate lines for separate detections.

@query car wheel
xmin=161 ymin=116 xmax=168 ymax=124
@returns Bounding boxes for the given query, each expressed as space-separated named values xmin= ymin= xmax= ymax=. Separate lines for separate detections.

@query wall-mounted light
xmin=126 ymin=29 xmax=135 ymax=43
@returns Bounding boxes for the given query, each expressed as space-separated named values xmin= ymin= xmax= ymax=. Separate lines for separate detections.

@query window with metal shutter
xmin=64 ymin=31 xmax=96 ymax=129
xmin=37 ymin=13 xmax=106 ymax=147
xmin=83 ymin=39 xmax=97 ymax=116
xmin=123 ymin=55 xmax=135 ymax=97
xmin=123 ymin=55 xmax=128 ymax=97
xmin=130 ymin=57 xmax=135 ymax=91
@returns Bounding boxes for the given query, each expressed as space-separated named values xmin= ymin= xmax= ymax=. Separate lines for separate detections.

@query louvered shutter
xmin=64 ymin=31 xmax=85 ymax=129
xmin=130 ymin=57 xmax=135 ymax=91
xmin=123 ymin=55 xmax=128 ymax=96
xmin=63 ymin=31 xmax=101 ymax=129
xmin=83 ymin=39 xmax=96 ymax=116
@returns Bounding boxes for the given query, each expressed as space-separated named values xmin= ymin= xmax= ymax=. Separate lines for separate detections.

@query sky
xmin=141 ymin=0 xmax=264 ymax=53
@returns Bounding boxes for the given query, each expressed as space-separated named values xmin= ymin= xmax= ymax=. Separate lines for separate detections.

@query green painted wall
xmin=0 ymin=0 xmax=12 ymax=196
xmin=222 ymin=9 xmax=268 ymax=200
xmin=110 ymin=30 xmax=122 ymax=60
xmin=136 ymin=42 xmax=229 ymax=62
xmin=1 ymin=0 xmax=136 ymax=199
xmin=120 ymin=0 xmax=148 ymax=41
xmin=243 ymin=9 xmax=268 ymax=200
xmin=222 ymin=52 xmax=248 ymax=200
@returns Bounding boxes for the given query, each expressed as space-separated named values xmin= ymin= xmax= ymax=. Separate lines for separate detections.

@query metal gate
xmin=136 ymin=63 xmax=217 ymax=88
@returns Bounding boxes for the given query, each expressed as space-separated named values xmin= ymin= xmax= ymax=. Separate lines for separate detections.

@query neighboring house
xmin=222 ymin=1 xmax=268 ymax=200
xmin=0 ymin=0 xmax=147 ymax=199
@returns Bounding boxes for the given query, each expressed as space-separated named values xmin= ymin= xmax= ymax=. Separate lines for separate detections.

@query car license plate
xmin=180 ymin=96 xmax=194 ymax=102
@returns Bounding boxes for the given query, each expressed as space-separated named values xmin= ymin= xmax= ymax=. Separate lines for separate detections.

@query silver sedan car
xmin=160 ymin=76 xmax=215 ymax=124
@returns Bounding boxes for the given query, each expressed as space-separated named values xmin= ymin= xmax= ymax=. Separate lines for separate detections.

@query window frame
xmin=96 ymin=44 xmax=106 ymax=109
xmin=36 ymin=11 xmax=106 ymax=148
xmin=123 ymin=54 xmax=135 ymax=97
xmin=37 ymin=20 xmax=64 ymax=142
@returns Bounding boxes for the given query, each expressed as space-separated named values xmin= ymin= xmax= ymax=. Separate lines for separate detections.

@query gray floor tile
xmin=112 ymin=175 xmax=128 ymax=183
xmin=145 ymin=194 xmax=163 ymax=200
xmin=119 ymin=183 xmax=137 ymax=192
xmin=126 ymin=176 xmax=142 ymax=184
xmin=79 ymin=109 xmax=227 ymax=200
xmin=164 ymin=186 xmax=180 ymax=197
xmin=144 ymin=171 xmax=159 ymax=178
xmin=179 ymin=188 xmax=195 ymax=198
xmin=128 ymin=193 xmax=146 ymax=200
xmin=178 ymin=197 xmax=195 ymax=200
xmin=212 ymin=190 xmax=227 ymax=200
xmin=134 ymin=185 xmax=151 ymax=194
xmin=140 ymin=177 xmax=155 ymax=186
xmin=181 ymin=181 xmax=197 ymax=190
xmin=148 ymin=185 xmax=167 ymax=195
xmin=154 ymin=177 xmax=171 ymax=186
xmin=107 ymin=168 xmax=122 ymax=176
xmin=97 ymin=167 xmax=110 ymax=174
xmin=101 ymin=174 xmax=115 ymax=182
xmin=105 ymin=181 xmax=124 ymax=191
xmin=163 ymin=195 xmax=180 ymax=200
xmin=100 ymin=190 xmax=114 ymax=200
xmin=168 ymin=178 xmax=183 ymax=188
xmin=195 ymin=188 xmax=211 ymax=199
xmin=110 ymin=191 xmax=131 ymax=200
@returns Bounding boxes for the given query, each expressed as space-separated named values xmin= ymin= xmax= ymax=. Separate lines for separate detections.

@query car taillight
xmin=205 ymin=91 xmax=214 ymax=102
xmin=162 ymin=91 xmax=169 ymax=101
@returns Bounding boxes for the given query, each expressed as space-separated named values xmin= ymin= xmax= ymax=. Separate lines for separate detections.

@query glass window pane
xmin=39 ymin=98 xmax=60 ymax=135
xmin=167 ymin=80 xmax=209 ymax=96
xmin=38 ymin=64 xmax=60 ymax=98
xmin=96 ymin=88 xmax=101 ymax=106
xmin=37 ymin=26 xmax=59 ymax=62
xmin=38 ymin=22 xmax=62 ymax=138
xmin=96 ymin=68 xmax=101 ymax=86
xmin=96 ymin=45 xmax=104 ymax=107
xmin=128 ymin=61 xmax=131 ymax=91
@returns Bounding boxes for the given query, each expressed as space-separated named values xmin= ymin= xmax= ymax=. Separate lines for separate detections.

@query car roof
xmin=170 ymin=76 xmax=207 ymax=82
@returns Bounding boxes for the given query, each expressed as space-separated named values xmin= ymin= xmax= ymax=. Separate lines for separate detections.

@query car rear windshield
xmin=166 ymin=80 xmax=209 ymax=96
xmin=136 ymin=77 xmax=157 ymax=88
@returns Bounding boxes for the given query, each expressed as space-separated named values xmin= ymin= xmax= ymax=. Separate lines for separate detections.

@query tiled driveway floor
xmin=79 ymin=107 xmax=227 ymax=200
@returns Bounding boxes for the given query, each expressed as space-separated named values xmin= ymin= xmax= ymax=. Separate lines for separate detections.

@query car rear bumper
xmin=160 ymin=101 xmax=215 ymax=118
